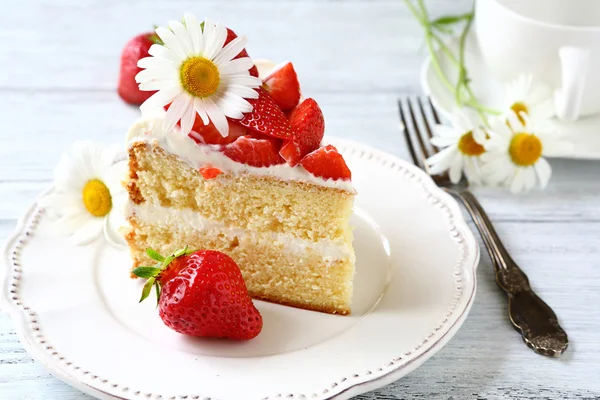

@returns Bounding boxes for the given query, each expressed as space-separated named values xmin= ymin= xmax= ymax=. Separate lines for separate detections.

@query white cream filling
xmin=126 ymin=202 xmax=354 ymax=264
xmin=125 ymin=113 xmax=356 ymax=193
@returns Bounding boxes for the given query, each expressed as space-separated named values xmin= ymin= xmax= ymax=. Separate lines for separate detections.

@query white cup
xmin=475 ymin=0 xmax=600 ymax=121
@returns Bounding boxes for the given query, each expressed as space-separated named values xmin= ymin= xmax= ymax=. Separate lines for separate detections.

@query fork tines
xmin=398 ymin=97 xmax=443 ymax=174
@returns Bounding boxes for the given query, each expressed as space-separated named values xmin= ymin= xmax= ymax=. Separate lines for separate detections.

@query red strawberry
xmin=280 ymin=98 xmax=325 ymax=166
xmin=199 ymin=167 xmax=223 ymax=180
xmin=133 ymin=248 xmax=263 ymax=340
xmin=225 ymin=28 xmax=259 ymax=77
xmin=188 ymin=120 xmax=248 ymax=146
xmin=237 ymin=88 xmax=293 ymax=139
xmin=223 ymin=135 xmax=284 ymax=167
xmin=299 ymin=145 xmax=351 ymax=181
xmin=118 ymin=32 xmax=159 ymax=105
xmin=263 ymin=62 xmax=301 ymax=111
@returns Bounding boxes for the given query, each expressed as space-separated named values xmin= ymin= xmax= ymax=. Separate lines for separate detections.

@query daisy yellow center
xmin=509 ymin=133 xmax=543 ymax=166
xmin=180 ymin=57 xmax=220 ymax=98
xmin=510 ymin=102 xmax=529 ymax=125
xmin=458 ymin=131 xmax=485 ymax=156
xmin=82 ymin=179 xmax=112 ymax=217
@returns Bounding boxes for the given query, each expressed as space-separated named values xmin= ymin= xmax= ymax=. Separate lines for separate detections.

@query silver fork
xmin=398 ymin=97 xmax=568 ymax=357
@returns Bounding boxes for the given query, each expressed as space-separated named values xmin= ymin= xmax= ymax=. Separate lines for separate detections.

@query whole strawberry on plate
xmin=132 ymin=247 xmax=263 ymax=340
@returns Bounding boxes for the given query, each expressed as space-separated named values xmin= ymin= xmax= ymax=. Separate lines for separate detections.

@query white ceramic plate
xmin=421 ymin=32 xmax=600 ymax=160
xmin=0 ymin=138 xmax=479 ymax=400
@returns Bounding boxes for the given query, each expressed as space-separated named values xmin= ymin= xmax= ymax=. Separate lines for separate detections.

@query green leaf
xmin=162 ymin=254 xmax=176 ymax=268
xmin=139 ymin=277 xmax=156 ymax=303
xmin=146 ymin=248 xmax=165 ymax=262
xmin=155 ymin=281 xmax=161 ymax=307
xmin=431 ymin=13 xmax=472 ymax=26
xmin=174 ymin=245 xmax=194 ymax=258
xmin=131 ymin=266 xmax=162 ymax=279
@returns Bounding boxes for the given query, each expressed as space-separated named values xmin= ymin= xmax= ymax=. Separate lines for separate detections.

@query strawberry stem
xmin=132 ymin=246 xmax=196 ymax=304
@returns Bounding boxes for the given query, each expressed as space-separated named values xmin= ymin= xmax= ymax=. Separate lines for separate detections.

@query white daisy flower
xmin=136 ymin=13 xmax=262 ymax=138
xmin=38 ymin=141 xmax=127 ymax=246
xmin=503 ymin=74 xmax=555 ymax=123
xmin=482 ymin=111 xmax=570 ymax=193
xmin=426 ymin=108 xmax=488 ymax=185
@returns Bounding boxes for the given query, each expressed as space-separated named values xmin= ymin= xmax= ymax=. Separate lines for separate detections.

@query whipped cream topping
xmin=126 ymin=114 xmax=356 ymax=193
xmin=126 ymin=202 xmax=354 ymax=264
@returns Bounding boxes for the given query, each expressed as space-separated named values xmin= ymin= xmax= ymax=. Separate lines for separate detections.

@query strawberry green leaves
xmin=140 ymin=277 xmax=156 ymax=303
xmin=132 ymin=246 xmax=196 ymax=304
xmin=132 ymin=266 xmax=162 ymax=278
xmin=146 ymin=248 xmax=165 ymax=262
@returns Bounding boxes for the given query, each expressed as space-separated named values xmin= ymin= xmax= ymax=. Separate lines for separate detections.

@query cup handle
xmin=554 ymin=46 xmax=590 ymax=121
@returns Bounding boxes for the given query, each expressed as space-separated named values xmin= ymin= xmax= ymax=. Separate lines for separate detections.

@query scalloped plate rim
xmin=1 ymin=137 xmax=480 ymax=400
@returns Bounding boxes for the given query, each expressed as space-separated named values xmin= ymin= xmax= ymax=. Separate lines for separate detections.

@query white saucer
xmin=420 ymin=32 xmax=600 ymax=160
xmin=1 ymin=138 xmax=479 ymax=400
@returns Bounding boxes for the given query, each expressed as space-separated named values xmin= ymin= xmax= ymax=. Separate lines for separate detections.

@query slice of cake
xmin=122 ymin=14 xmax=356 ymax=314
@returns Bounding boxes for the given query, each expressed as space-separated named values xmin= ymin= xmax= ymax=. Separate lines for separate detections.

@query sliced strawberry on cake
xmin=280 ymin=98 xmax=325 ymax=166
xmin=188 ymin=120 xmax=248 ymax=145
xmin=300 ymin=145 xmax=352 ymax=181
xmin=263 ymin=62 xmax=301 ymax=111
xmin=236 ymin=87 xmax=293 ymax=139
xmin=223 ymin=135 xmax=284 ymax=167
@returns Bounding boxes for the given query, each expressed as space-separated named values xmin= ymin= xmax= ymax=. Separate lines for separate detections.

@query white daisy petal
xmin=137 ymin=56 xmax=178 ymax=71
xmin=215 ymin=95 xmax=244 ymax=120
xmin=433 ymin=124 xmax=459 ymax=140
xmin=194 ymin=98 xmax=211 ymax=125
xmin=54 ymin=153 xmax=87 ymax=191
xmin=180 ymin=103 xmax=197 ymax=135
xmin=135 ymin=66 xmax=178 ymax=84
xmin=506 ymin=110 xmax=524 ymax=132
xmin=224 ymin=74 xmax=262 ymax=87
xmin=55 ymin=212 xmax=91 ymax=236
xmin=510 ymin=169 xmax=525 ymax=193
xmin=38 ymin=193 xmax=86 ymax=216
xmin=220 ymin=92 xmax=253 ymax=113
xmin=464 ymin=157 xmax=482 ymax=185
xmin=140 ymin=86 xmax=183 ymax=114
xmin=449 ymin=154 xmax=464 ymax=184
xmin=184 ymin=13 xmax=203 ymax=54
xmin=427 ymin=146 xmax=456 ymax=167
xmin=71 ymin=218 xmax=103 ymax=245
xmin=155 ymin=26 xmax=187 ymax=60
xmin=72 ymin=141 xmax=99 ymax=179
xmin=214 ymin=36 xmax=248 ymax=64
xmin=228 ymin=85 xmax=259 ymax=99
xmin=169 ymin=20 xmax=194 ymax=57
xmin=163 ymin=93 xmax=193 ymax=133
xmin=139 ymin=80 xmax=178 ymax=91
xmin=219 ymin=58 xmax=256 ymax=75
xmin=202 ymin=18 xmax=217 ymax=52
xmin=147 ymin=44 xmax=180 ymax=64
xmin=104 ymin=211 xmax=127 ymax=249
xmin=523 ymin=167 xmax=537 ymax=191
xmin=430 ymin=136 xmax=456 ymax=148
xmin=534 ymin=157 xmax=552 ymax=189
xmin=204 ymin=98 xmax=229 ymax=137
xmin=204 ymin=21 xmax=227 ymax=60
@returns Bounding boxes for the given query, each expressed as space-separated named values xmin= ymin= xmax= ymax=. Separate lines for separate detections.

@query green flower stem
xmin=455 ymin=11 xmax=473 ymax=106
xmin=405 ymin=0 xmax=501 ymax=126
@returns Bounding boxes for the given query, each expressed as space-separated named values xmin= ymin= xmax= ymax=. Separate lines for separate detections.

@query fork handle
xmin=446 ymin=188 xmax=568 ymax=357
